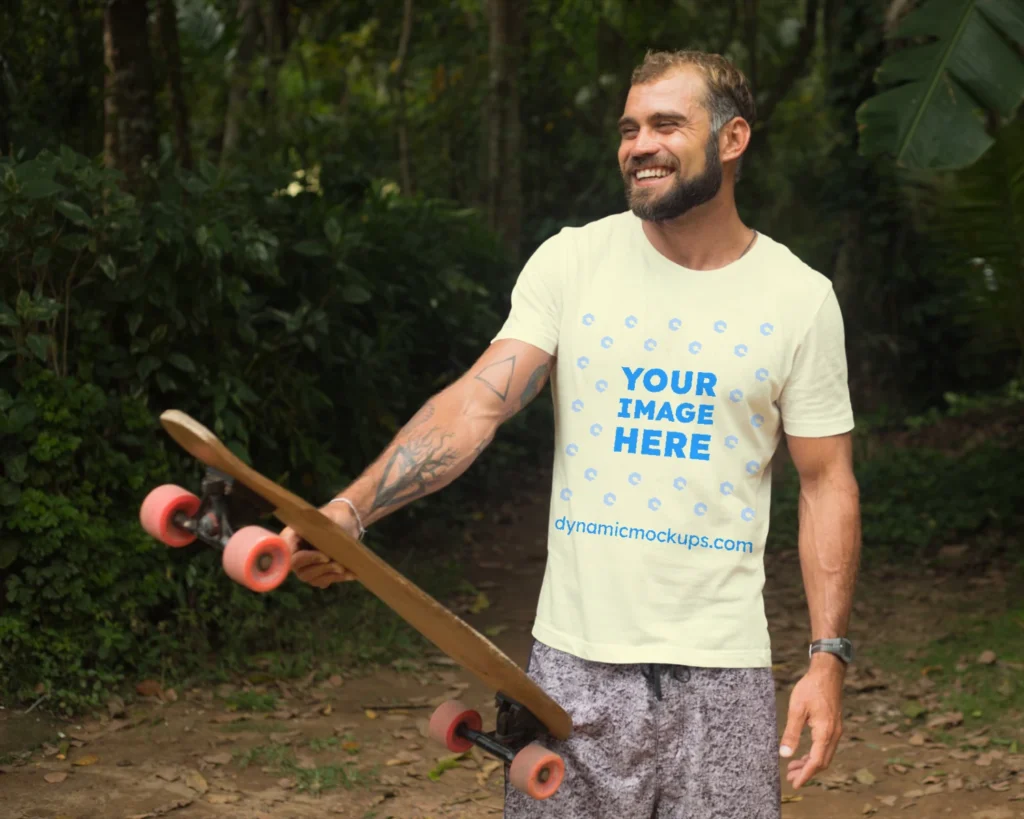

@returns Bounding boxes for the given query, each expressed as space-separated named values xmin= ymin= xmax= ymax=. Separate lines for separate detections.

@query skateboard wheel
xmin=509 ymin=743 xmax=564 ymax=800
xmin=140 ymin=484 xmax=201 ymax=547
xmin=222 ymin=526 xmax=291 ymax=593
xmin=428 ymin=700 xmax=482 ymax=753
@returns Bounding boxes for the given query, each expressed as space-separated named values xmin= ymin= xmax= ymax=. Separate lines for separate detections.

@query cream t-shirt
xmin=492 ymin=211 xmax=854 ymax=668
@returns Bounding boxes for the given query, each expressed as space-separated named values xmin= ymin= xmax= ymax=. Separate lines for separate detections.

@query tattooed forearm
xmin=369 ymin=427 xmax=459 ymax=514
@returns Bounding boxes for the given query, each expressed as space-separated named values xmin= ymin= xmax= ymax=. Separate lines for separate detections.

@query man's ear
xmin=720 ymin=117 xmax=751 ymax=165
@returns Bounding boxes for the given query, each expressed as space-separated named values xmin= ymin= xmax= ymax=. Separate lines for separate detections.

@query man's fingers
xmin=791 ymin=733 xmax=829 ymax=789
xmin=779 ymin=704 xmax=807 ymax=758
xmin=279 ymin=526 xmax=304 ymax=555
xmin=291 ymin=550 xmax=331 ymax=570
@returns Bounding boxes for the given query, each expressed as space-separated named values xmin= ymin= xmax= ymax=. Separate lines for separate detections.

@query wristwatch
xmin=809 ymin=638 xmax=854 ymax=664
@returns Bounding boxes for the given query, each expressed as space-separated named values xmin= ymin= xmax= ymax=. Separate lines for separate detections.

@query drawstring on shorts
xmin=642 ymin=664 xmax=691 ymax=700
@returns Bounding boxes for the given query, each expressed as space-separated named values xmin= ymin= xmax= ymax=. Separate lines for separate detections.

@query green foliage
xmin=0 ymin=145 xmax=523 ymax=712
xmin=769 ymin=423 xmax=1024 ymax=562
xmin=919 ymin=119 xmax=1024 ymax=373
xmin=856 ymin=0 xmax=1024 ymax=169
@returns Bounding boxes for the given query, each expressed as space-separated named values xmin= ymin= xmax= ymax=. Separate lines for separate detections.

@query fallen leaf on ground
xmin=977 ymin=650 xmax=997 ymax=665
xmin=44 ymin=772 xmax=68 ymax=784
xmin=855 ymin=768 xmax=877 ymax=785
xmin=476 ymin=760 xmax=502 ymax=786
xmin=202 ymin=752 xmax=232 ymax=765
xmin=863 ymin=804 xmax=877 ymax=815
xmin=781 ymin=794 xmax=803 ymax=803
xmin=386 ymin=751 xmax=422 ymax=766
xmin=155 ymin=768 xmax=179 ymax=782
xmin=206 ymin=793 xmax=241 ymax=804
xmin=365 ymin=709 xmax=379 ymax=720
xmin=185 ymin=771 xmax=208 ymax=794
xmin=971 ymin=810 xmax=1012 ymax=819
xmin=926 ymin=711 xmax=963 ymax=729
xmin=880 ymin=723 xmax=899 ymax=734
xmin=72 ymin=754 xmax=99 ymax=766
xmin=909 ymin=732 xmax=927 ymax=746
xmin=877 ymin=796 xmax=897 ymax=806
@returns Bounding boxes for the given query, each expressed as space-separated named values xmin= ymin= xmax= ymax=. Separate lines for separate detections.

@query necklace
xmin=739 ymin=229 xmax=758 ymax=259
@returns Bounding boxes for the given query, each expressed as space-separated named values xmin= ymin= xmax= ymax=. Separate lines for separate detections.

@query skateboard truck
xmin=140 ymin=469 xmax=292 ymax=593
xmin=429 ymin=693 xmax=565 ymax=799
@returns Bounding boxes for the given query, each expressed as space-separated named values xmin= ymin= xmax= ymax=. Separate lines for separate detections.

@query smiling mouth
xmin=632 ymin=167 xmax=675 ymax=184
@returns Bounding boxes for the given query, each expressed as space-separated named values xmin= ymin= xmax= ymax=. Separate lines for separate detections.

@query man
xmin=281 ymin=49 xmax=861 ymax=818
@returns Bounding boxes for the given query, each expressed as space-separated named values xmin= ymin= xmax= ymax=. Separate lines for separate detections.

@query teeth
xmin=636 ymin=168 xmax=671 ymax=179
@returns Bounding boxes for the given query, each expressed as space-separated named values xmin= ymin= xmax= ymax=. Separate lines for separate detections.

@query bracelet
xmin=327 ymin=497 xmax=366 ymax=540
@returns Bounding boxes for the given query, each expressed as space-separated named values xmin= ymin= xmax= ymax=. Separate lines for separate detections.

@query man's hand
xmin=778 ymin=656 xmax=845 ymax=789
xmin=280 ymin=503 xmax=359 ymax=588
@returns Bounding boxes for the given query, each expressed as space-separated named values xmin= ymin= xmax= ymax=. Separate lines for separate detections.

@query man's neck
xmin=640 ymin=196 xmax=754 ymax=271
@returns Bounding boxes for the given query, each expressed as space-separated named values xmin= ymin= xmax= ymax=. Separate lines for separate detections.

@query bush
xmin=768 ymin=436 xmax=1024 ymax=563
xmin=0 ymin=148 xmax=538 ymax=712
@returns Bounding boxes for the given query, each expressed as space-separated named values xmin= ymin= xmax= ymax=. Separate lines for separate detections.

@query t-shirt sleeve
xmin=491 ymin=231 xmax=566 ymax=355
xmin=778 ymin=286 xmax=855 ymax=437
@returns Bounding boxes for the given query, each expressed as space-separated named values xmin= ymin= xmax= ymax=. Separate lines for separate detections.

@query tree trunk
xmin=103 ymin=0 xmax=159 ymax=190
xmin=221 ymin=0 xmax=262 ymax=168
xmin=485 ymin=0 xmax=524 ymax=262
xmin=0 ymin=55 xmax=10 ymax=156
xmin=156 ymin=0 xmax=192 ymax=169
xmin=394 ymin=0 xmax=414 ymax=195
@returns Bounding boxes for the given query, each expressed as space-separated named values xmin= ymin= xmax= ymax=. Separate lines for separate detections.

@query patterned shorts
xmin=504 ymin=641 xmax=781 ymax=819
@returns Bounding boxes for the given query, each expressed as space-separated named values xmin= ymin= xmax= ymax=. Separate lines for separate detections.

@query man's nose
xmin=631 ymin=128 xmax=659 ymax=157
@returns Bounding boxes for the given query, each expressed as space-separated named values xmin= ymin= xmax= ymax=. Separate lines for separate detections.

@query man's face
xmin=617 ymin=68 xmax=723 ymax=222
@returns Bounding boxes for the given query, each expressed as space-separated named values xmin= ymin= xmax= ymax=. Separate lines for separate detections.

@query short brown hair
xmin=631 ymin=50 xmax=757 ymax=134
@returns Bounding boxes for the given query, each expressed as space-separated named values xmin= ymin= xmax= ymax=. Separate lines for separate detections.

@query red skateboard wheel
xmin=428 ymin=700 xmax=483 ymax=753
xmin=140 ymin=484 xmax=201 ymax=547
xmin=509 ymin=743 xmax=564 ymax=800
xmin=222 ymin=526 xmax=291 ymax=592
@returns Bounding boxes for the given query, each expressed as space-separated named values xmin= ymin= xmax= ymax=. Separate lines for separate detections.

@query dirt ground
xmin=2 ymin=482 xmax=1022 ymax=819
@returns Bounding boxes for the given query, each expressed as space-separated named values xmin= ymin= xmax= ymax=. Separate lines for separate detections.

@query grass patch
xmin=235 ymin=742 xmax=376 ymax=793
xmin=865 ymin=606 xmax=1024 ymax=736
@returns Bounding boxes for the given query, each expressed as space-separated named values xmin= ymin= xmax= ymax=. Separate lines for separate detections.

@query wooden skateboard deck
xmin=154 ymin=409 xmax=572 ymax=743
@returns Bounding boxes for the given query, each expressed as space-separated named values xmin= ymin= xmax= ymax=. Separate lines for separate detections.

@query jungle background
xmin=0 ymin=0 xmax=1023 ymax=817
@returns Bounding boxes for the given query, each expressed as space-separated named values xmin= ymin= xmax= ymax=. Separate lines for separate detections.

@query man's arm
xmin=789 ymin=432 xmax=861 ymax=658
xmin=338 ymin=338 xmax=553 ymax=528
xmin=778 ymin=431 xmax=861 ymax=788
xmin=280 ymin=338 xmax=554 ymax=585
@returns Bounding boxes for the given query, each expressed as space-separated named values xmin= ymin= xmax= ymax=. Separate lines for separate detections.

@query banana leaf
xmin=857 ymin=0 xmax=1024 ymax=170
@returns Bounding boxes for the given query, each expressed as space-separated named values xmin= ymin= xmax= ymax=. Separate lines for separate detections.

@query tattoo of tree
xmin=370 ymin=428 xmax=459 ymax=513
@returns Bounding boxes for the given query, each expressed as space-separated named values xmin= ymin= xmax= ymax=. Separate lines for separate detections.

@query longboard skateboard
xmin=139 ymin=410 xmax=571 ymax=799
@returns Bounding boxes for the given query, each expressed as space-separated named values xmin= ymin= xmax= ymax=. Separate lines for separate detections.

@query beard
xmin=623 ymin=133 xmax=723 ymax=222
